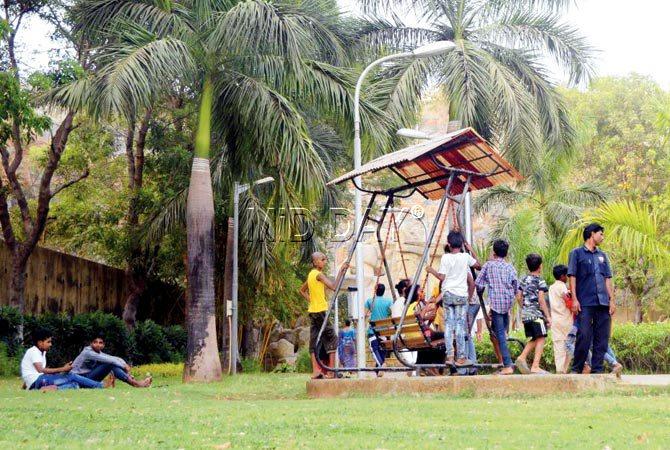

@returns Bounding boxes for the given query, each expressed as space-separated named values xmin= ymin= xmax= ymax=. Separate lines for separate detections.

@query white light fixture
xmin=396 ymin=128 xmax=434 ymax=140
xmin=412 ymin=40 xmax=457 ymax=58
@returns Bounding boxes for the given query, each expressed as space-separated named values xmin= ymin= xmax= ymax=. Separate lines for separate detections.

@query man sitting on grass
xmin=71 ymin=334 xmax=152 ymax=388
xmin=20 ymin=328 xmax=95 ymax=391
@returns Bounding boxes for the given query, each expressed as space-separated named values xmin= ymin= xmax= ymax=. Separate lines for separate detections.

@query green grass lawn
xmin=2 ymin=365 xmax=670 ymax=449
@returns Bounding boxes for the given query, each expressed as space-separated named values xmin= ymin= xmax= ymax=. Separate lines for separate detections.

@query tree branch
xmin=0 ymin=142 xmax=33 ymax=235
xmin=0 ymin=155 xmax=17 ymax=252
xmin=50 ymin=167 xmax=90 ymax=198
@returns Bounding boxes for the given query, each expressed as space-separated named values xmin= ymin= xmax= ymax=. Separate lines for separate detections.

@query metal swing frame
xmin=314 ymin=128 xmax=523 ymax=374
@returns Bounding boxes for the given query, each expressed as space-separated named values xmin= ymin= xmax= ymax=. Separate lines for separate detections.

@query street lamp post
xmin=352 ymin=41 xmax=456 ymax=374
xmin=231 ymin=176 xmax=274 ymax=375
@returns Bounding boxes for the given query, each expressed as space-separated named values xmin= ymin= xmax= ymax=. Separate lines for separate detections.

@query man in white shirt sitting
xmin=20 ymin=328 xmax=90 ymax=391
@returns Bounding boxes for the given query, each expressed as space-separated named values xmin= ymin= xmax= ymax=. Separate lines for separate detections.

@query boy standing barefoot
xmin=299 ymin=252 xmax=348 ymax=379
xmin=516 ymin=254 xmax=551 ymax=374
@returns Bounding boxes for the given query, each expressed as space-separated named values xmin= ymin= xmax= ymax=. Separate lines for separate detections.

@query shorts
xmin=523 ymin=319 xmax=548 ymax=341
xmin=309 ymin=312 xmax=337 ymax=354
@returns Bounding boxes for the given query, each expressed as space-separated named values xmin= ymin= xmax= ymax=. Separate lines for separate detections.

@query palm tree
xmin=356 ymin=0 xmax=593 ymax=174
xmin=561 ymin=201 xmax=670 ymax=323
xmin=67 ymin=0 xmax=417 ymax=381
xmin=475 ymin=149 xmax=608 ymax=279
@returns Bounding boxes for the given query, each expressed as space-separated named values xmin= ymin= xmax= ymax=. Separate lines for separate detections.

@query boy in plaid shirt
xmin=475 ymin=240 xmax=519 ymax=375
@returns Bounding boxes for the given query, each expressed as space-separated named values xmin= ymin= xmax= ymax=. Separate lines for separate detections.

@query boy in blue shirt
xmin=365 ymin=284 xmax=393 ymax=374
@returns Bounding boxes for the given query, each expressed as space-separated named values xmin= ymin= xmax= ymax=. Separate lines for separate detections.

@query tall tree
xmin=70 ymin=0 xmax=399 ymax=381
xmin=356 ymin=0 xmax=592 ymax=173
xmin=0 ymin=1 xmax=89 ymax=327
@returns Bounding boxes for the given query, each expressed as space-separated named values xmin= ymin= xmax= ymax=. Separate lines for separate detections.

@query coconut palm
xmin=474 ymin=149 xmax=608 ymax=279
xmin=561 ymin=201 xmax=670 ymax=323
xmin=355 ymin=0 xmax=593 ymax=174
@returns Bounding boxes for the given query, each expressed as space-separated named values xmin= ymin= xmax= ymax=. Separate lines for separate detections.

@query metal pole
xmin=231 ymin=182 xmax=240 ymax=375
xmin=464 ymin=192 xmax=473 ymax=245
xmin=353 ymin=53 xmax=411 ymax=375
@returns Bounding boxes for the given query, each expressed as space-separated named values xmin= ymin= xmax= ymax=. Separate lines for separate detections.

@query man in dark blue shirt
xmin=567 ymin=223 xmax=616 ymax=374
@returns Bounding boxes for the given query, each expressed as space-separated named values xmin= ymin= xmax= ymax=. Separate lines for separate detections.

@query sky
xmin=13 ymin=0 xmax=670 ymax=89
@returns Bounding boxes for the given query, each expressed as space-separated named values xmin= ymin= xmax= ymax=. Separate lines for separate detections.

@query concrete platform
xmin=306 ymin=374 xmax=618 ymax=398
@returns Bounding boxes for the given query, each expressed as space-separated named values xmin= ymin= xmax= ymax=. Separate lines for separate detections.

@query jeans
xmin=586 ymin=345 xmax=618 ymax=367
xmin=444 ymin=304 xmax=467 ymax=360
xmin=572 ymin=305 xmax=611 ymax=374
xmin=458 ymin=304 xmax=480 ymax=375
xmin=82 ymin=363 xmax=131 ymax=384
xmin=491 ymin=311 xmax=512 ymax=367
xmin=30 ymin=373 xmax=80 ymax=390
xmin=369 ymin=336 xmax=386 ymax=368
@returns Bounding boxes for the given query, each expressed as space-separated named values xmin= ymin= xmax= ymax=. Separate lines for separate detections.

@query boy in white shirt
xmin=427 ymin=231 xmax=481 ymax=366
xmin=20 ymin=328 xmax=90 ymax=391
xmin=549 ymin=265 xmax=574 ymax=373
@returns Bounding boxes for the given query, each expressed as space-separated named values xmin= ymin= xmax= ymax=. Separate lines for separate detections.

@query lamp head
xmin=412 ymin=40 xmax=456 ymax=58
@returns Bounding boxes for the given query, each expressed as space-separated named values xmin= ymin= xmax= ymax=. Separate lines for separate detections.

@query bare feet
xmin=455 ymin=358 xmax=473 ymax=367
xmin=496 ymin=367 xmax=514 ymax=375
xmin=103 ymin=375 xmax=115 ymax=388
xmin=515 ymin=357 xmax=531 ymax=374
xmin=582 ymin=364 xmax=592 ymax=374
xmin=40 ymin=385 xmax=58 ymax=392
xmin=530 ymin=368 xmax=549 ymax=375
xmin=611 ymin=363 xmax=623 ymax=377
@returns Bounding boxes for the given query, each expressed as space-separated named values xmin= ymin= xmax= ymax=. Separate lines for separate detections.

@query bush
xmin=295 ymin=348 xmax=311 ymax=373
xmin=240 ymin=357 xmax=262 ymax=373
xmin=0 ymin=342 xmax=20 ymax=377
xmin=0 ymin=307 xmax=186 ymax=369
xmin=474 ymin=322 xmax=670 ymax=374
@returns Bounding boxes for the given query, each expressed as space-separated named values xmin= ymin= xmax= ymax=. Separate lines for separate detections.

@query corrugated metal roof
xmin=327 ymin=127 xmax=522 ymax=200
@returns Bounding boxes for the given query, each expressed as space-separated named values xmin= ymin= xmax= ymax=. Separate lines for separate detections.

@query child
xmin=299 ymin=252 xmax=348 ymax=379
xmin=337 ymin=319 xmax=356 ymax=369
xmin=20 ymin=328 xmax=98 ymax=391
xmin=71 ymin=334 xmax=152 ymax=388
xmin=475 ymin=239 xmax=519 ymax=375
xmin=549 ymin=265 xmax=574 ymax=373
xmin=365 ymin=284 xmax=393 ymax=374
xmin=427 ymin=231 xmax=480 ymax=367
xmin=516 ymin=254 xmax=551 ymax=374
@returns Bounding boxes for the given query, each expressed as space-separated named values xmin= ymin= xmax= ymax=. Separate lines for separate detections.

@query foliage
xmin=0 ymin=342 xmax=19 ymax=377
xmin=475 ymin=322 xmax=670 ymax=374
xmin=561 ymin=75 xmax=670 ymax=200
xmin=240 ymin=357 xmax=263 ymax=374
xmin=0 ymin=307 xmax=186 ymax=366
xmin=295 ymin=348 xmax=311 ymax=373
xmin=475 ymin=147 xmax=607 ymax=279
xmin=356 ymin=0 xmax=592 ymax=174
xmin=0 ymin=72 xmax=51 ymax=145
xmin=560 ymin=201 xmax=670 ymax=321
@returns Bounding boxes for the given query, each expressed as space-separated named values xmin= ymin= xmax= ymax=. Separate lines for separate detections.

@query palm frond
xmin=560 ymin=201 xmax=670 ymax=270
xmin=472 ymin=184 xmax=528 ymax=213
xmin=474 ymin=10 xmax=594 ymax=84
xmin=89 ymin=37 xmax=195 ymax=117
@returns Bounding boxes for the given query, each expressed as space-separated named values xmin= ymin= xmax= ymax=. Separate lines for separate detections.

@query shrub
xmin=0 ymin=342 xmax=20 ymax=377
xmin=475 ymin=322 xmax=670 ymax=374
xmin=0 ymin=307 xmax=186 ymax=369
xmin=240 ymin=357 xmax=262 ymax=373
xmin=295 ymin=348 xmax=311 ymax=373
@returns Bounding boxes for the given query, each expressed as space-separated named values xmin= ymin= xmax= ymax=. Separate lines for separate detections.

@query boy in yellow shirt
xmin=299 ymin=252 xmax=348 ymax=379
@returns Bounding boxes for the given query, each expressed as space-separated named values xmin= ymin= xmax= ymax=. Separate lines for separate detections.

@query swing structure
xmin=315 ymin=127 xmax=523 ymax=373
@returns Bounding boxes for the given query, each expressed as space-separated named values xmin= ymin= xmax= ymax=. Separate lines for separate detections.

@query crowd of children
xmin=303 ymin=222 xmax=622 ymax=378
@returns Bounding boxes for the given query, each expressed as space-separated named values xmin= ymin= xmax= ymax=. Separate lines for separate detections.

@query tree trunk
xmin=122 ymin=110 xmax=151 ymax=329
xmin=8 ymin=252 xmax=27 ymax=312
xmin=183 ymin=77 xmax=222 ymax=382
xmin=633 ymin=296 xmax=644 ymax=324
